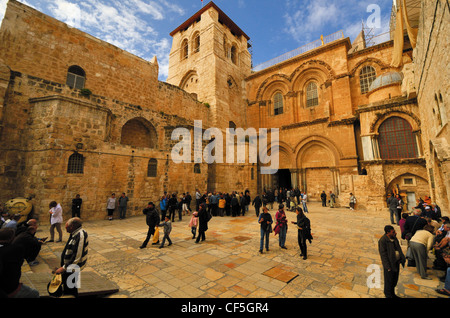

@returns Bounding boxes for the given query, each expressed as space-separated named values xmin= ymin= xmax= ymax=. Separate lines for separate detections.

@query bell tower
xmin=166 ymin=1 xmax=252 ymax=130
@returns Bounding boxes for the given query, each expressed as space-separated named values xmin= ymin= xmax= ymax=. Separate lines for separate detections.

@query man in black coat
xmin=140 ymin=202 xmax=160 ymax=249
xmin=195 ymin=203 xmax=209 ymax=243
xmin=378 ymin=225 xmax=406 ymax=298
xmin=252 ymin=195 xmax=262 ymax=217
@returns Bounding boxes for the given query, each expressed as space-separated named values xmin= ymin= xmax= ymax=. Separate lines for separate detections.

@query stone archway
xmin=120 ymin=117 xmax=157 ymax=149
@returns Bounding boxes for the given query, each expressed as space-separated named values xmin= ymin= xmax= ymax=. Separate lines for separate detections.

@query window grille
xmin=194 ymin=163 xmax=201 ymax=174
xmin=306 ymin=82 xmax=319 ymax=107
xmin=66 ymin=65 xmax=86 ymax=90
xmin=273 ymin=92 xmax=283 ymax=115
xmin=67 ymin=153 xmax=84 ymax=174
xmin=359 ymin=65 xmax=376 ymax=94
xmin=147 ymin=158 xmax=157 ymax=177
xmin=378 ymin=117 xmax=418 ymax=159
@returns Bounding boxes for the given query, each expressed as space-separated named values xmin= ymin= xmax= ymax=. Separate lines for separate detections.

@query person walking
xmin=118 ymin=193 xmax=129 ymax=219
xmin=48 ymin=201 xmax=63 ymax=242
xmin=195 ymin=203 xmax=209 ymax=244
xmin=329 ymin=191 xmax=335 ymax=208
xmin=258 ymin=207 xmax=273 ymax=253
xmin=378 ymin=225 xmax=406 ymax=298
xmin=159 ymin=192 xmax=168 ymax=221
xmin=71 ymin=194 xmax=82 ymax=218
xmin=139 ymin=202 xmax=160 ymax=249
xmin=252 ymin=194 xmax=262 ymax=217
xmin=106 ymin=193 xmax=116 ymax=221
xmin=158 ymin=216 xmax=172 ymax=248
xmin=291 ymin=207 xmax=312 ymax=259
xmin=168 ymin=193 xmax=178 ymax=222
xmin=189 ymin=211 xmax=198 ymax=239
xmin=274 ymin=204 xmax=288 ymax=249
xmin=320 ymin=191 xmax=327 ymax=207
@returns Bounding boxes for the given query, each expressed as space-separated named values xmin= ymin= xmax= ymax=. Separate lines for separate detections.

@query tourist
xmin=218 ymin=195 xmax=226 ymax=217
xmin=258 ymin=207 xmax=273 ymax=254
xmin=195 ymin=203 xmax=209 ymax=243
xmin=12 ymin=219 xmax=45 ymax=266
xmin=48 ymin=201 xmax=63 ymax=242
xmin=168 ymin=193 xmax=178 ymax=222
xmin=189 ymin=211 xmax=198 ymax=239
xmin=399 ymin=213 xmax=409 ymax=239
xmin=54 ymin=217 xmax=88 ymax=297
xmin=404 ymin=209 xmax=427 ymax=240
xmin=195 ymin=189 xmax=202 ymax=211
xmin=139 ymin=202 xmax=160 ymax=249
xmin=435 ymin=248 xmax=450 ymax=297
xmin=433 ymin=220 xmax=450 ymax=270
xmin=274 ymin=204 xmax=288 ymax=249
xmin=0 ymin=228 xmax=40 ymax=298
xmin=252 ymin=194 xmax=262 ymax=217
xmin=158 ymin=216 xmax=172 ymax=248
xmin=106 ymin=193 xmax=116 ymax=221
xmin=118 ymin=192 xmax=129 ymax=219
xmin=2 ymin=214 xmax=20 ymax=230
xmin=71 ymin=194 xmax=82 ymax=218
xmin=378 ymin=225 xmax=406 ymax=298
xmin=320 ymin=191 xmax=327 ymax=207
xmin=387 ymin=193 xmax=399 ymax=225
xmin=409 ymin=224 xmax=435 ymax=279
xmin=185 ymin=192 xmax=192 ymax=214
xmin=301 ymin=192 xmax=308 ymax=213
xmin=349 ymin=193 xmax=356 ymax=210
xmin=159 ymin=192 xmax=168 ymax=221
xmin=239 ymin=192 xmax=246 ymax=216
xmin=231 ymin=193 xmax=239 ymax=217
xmin=291 ymin=207 xmax=312 ymax=259
xmin=329 ymin=191 xmax=335 ymax=208
xmin=396 ymin=194 xmax=404 ymax=223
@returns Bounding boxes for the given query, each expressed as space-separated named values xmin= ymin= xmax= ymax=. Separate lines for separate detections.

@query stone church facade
xmin=0 ymin=0 xmax=447 ymax=223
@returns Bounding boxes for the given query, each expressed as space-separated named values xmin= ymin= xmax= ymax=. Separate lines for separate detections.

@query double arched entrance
xmin=260 ymin=137 xmax=342 ymax=200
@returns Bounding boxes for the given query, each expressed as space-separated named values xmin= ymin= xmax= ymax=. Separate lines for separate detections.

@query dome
xmin=368 ymin=71 xmax=403 ymax=92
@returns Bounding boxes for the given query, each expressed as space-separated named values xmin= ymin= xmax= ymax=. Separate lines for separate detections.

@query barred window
xmin=359 ymin=65 xmax=376 ymax=94
xmin=306 ymin=82 xmax=319 ymax=107
xmin=147 ymin=158 xmax=157 ymax=177
xmin=67 ymin=153 xmax=84 ymax=174
xmin=193 ymin=33 xmax=200 ymax=53
xmin=66 ymin=65 xmax=85 ymax=90
xmin=194 ymin=163 xmax=201 ymax=174
xmin=378 ymin=117 xmax=418 ymax=159
xmin=231 ymin=45 xmax=237 ymax=64
xmin=273 ymin=92 xmax=283 ymax=115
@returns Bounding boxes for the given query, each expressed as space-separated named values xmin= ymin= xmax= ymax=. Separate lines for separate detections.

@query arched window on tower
xmin=378 ymin=116 xmax=418 ymax=159
xmin=66 ymin=65 xmax=86 ymax=89
xmin=273 ymin=92 xmax=283 ymax=115
xmin=147 ymin=158 xmax=157 ymax=177
xmin=306 ymin=82 xmax=319 ymax=107
xmin=359 ymin=65 xmax=376 ymax=94
xmin=67 ymin=152 xmax=84 ymax=174
xmin=193 ymin=33 xmax=200 ymax=53
xmin=181 ymin=39 xmax=189 ymax=60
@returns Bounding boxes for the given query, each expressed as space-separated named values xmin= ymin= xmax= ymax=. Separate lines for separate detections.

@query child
xmin=158 ymin=216 xmax=172 ymax=248
xmin=189 ymin=211 xmax=198 ymax=239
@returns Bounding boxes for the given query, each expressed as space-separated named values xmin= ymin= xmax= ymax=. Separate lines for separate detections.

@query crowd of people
xmin=379 ymin=194 xmax=450 ymax=298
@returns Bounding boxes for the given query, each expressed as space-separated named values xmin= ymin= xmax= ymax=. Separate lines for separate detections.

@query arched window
xmin=230 ymin=45 xmax=237 ymax=64
xmin=181 ymin=39 xmax=189 ymax=60
xmin=193 ymin=33 xmax=200 ymax=53
xmin=306 ymin=82 xmax=319 ymax=107
xmin=147 ymin=158 xmax=157 ymax=177
xmin=66 ymin=65 xmax=86 ymax=89
xmin=67 ymin=152 xmax=84 ymax=174
xmin=273 ymin=92 xmax=283 ymax=115
xmin=378 ymin=117 xmax=418 ymax=159
xmin=194 ymin=163 xmax=201 ymax=174
xmin=359 ymin=65 xmax=376 ymax=94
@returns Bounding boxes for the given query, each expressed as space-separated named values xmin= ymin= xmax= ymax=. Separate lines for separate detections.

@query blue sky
xmin=0 ymin=0 xmax=393 ymax=80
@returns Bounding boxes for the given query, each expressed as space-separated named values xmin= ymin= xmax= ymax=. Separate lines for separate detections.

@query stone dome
xmin=368 ymin=71 xmax=403 ymax=92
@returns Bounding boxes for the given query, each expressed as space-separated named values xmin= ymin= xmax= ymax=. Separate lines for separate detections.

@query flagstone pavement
xmin=23 ymin=202 xmax=448 ymax=298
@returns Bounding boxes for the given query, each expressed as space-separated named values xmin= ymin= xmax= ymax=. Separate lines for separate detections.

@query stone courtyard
xmin=21 ymin=202 xmax=447 ymax=299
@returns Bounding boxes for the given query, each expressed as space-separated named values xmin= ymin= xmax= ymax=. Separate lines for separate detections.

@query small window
xmin=359 ymin=65 xmax=376 ymax=94
xmin=66 ymin=65 xmax=86 ymax=89
xmin=306 ymin=82 xmax=319 ymax=107
xmin=193 ymin=33 xmax=200 ymax=53
xmin=194 ymin=163 xmax=201 ymax=174
xmin=273 ymin=92 xmax=283 ymax=115
xmin=403 ymin=178 xmax=414 ymax=185
xmin=67 ymin=153 xmax=84 ymax=174
xmin=230 ymin=45 xmax=237 ymax=64
xmin=147 ymin=158 xmax=157 ymax=177
xmin=181 ymin=39 xmax=189 ymax=60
